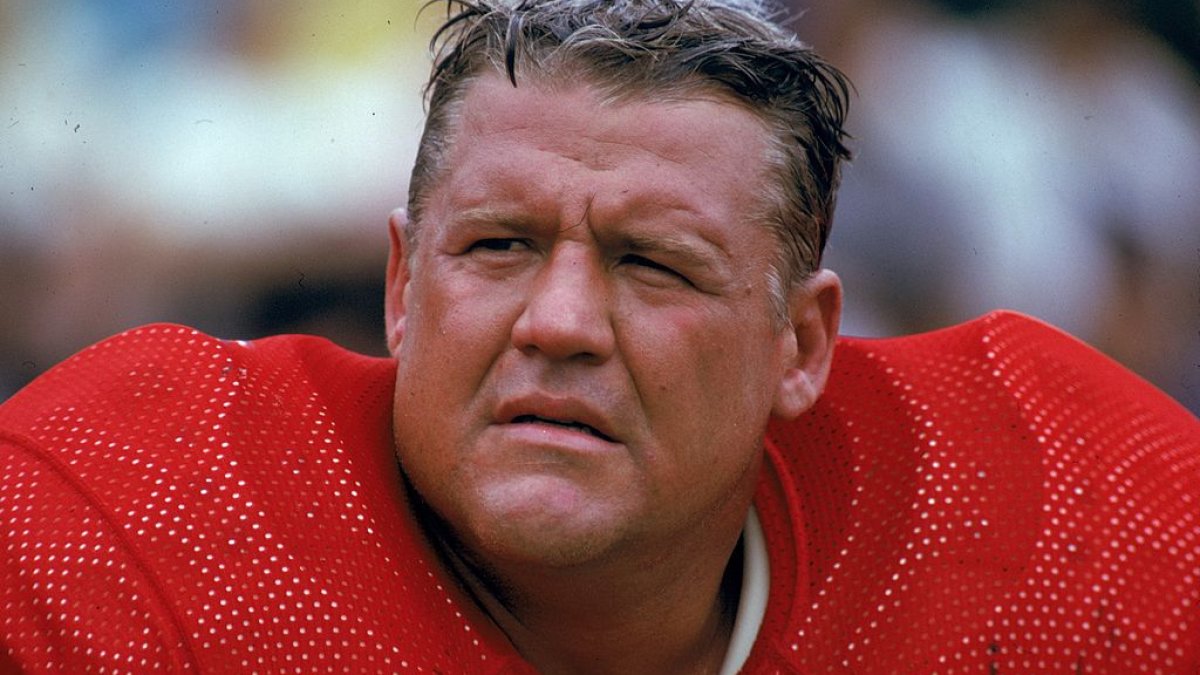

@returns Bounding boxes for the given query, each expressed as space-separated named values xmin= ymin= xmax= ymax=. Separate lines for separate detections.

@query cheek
xmin=391 ymin=271 xmax=517 ymax=458
xmin=403 ymin=270 xmax=520 ymax=364
xmin=623 ymin=300 xmax=777 ymax=386
xmin=619 ymin=304 xmax=780 ymax=444
xmin=620 ymin=320 xmax=768 ymax=526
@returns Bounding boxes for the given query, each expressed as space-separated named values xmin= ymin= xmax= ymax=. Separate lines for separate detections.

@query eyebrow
xmin=450 ymin=207 xmax=525 ymax=228
xmin=622 ymin=231 xmax=732 ymax=276
xmin=436 ymin=207 xmax=545 ymax=243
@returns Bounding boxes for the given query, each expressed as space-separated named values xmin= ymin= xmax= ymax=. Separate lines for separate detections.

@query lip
xmin=494 ymin=393 xmax=621 ymax=446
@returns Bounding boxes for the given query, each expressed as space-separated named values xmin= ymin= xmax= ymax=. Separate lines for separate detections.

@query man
xmin=1 ymin=0 xmax=1197 ymax=673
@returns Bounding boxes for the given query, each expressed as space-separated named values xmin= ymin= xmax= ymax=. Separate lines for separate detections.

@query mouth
xmin=510 ymin=414 xmax=616 ymax=443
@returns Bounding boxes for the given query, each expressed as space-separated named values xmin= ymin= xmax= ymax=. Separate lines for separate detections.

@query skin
xmin=386 ymin=73 xmax=842 ymax=674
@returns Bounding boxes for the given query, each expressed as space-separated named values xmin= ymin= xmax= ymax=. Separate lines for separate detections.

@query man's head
xmin=408 ymin=0 xmax=851 ymax=313
xmin=385 ymin=0 xmax=847 ymax=580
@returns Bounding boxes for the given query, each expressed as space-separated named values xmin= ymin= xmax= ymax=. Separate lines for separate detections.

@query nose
xmin=510 ymin=244 xmax=615 ymax=363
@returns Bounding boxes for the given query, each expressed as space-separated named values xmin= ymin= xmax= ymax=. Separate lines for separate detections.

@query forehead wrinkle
xmin=564 ymin=133 xmax=693 ymax=172
xmin=436 ymin=145 xmax=558 ymax=212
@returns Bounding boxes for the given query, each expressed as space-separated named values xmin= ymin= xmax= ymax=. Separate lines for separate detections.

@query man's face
xmin=387 ymin=74 xmax=837 ymax=569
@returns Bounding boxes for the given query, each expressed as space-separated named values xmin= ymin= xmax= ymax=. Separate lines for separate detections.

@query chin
xmin=462 ymin=475 xmax=636 ymax=568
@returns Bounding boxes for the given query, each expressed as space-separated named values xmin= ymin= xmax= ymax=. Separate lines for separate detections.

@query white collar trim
xmin=718 ymin=507 xmax=769 ymax=675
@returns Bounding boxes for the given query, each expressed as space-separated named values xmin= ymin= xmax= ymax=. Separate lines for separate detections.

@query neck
xmin=427 ymin=506 xmax=748 ymax=675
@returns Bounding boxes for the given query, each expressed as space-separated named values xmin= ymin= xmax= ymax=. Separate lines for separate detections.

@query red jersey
xmin=2 ymin=312 xmax=1197 ymax=673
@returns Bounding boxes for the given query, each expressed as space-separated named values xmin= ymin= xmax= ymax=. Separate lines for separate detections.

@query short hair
xmin=408 ymin=0 xmax=852 ymax=308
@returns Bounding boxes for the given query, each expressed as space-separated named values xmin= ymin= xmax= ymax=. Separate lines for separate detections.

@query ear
xmin=385 ymin=208 xmax=414 ymax=355
xmin=771 ymin=269 xmax=842 ymax=420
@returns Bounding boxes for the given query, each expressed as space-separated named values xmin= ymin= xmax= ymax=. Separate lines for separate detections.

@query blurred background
xmin=2 ymin=0 xmax=1198 ymax=412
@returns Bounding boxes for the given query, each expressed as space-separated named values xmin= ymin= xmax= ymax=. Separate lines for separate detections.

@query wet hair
xmin=409 ymin=0 xmax=852 ymax=310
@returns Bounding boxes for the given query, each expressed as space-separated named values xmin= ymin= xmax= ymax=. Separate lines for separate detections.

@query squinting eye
xmin=467 ymin=238 xmax=528 ymax=253
xmin=619 ymin=254 xmax=691 ymax=285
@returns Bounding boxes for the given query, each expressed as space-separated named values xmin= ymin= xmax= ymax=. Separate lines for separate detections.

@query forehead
xmin=432 ymin=73 xmax=775 ymax=219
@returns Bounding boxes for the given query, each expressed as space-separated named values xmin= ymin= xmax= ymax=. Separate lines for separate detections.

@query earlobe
xmin=772 ymin=269 xmax=842 ymax=420
xmin=385 ymin=208 xmax=413 ymax=355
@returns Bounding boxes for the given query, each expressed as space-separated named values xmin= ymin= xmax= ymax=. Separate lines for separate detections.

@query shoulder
xmin=810 ymin=309 xmax=1195 ymax=435
xmin=0 ymin=323 xmax=398 ymax=508
xmin=0 ymin=325 xmax=414 ymax=671
xmin=1 ymin=323 xmax=395 ymax=435
xmin=771 ymin=309 xmax=1198 ymax=512
xmin=761 ymin=311 xmax=1200 ymax=670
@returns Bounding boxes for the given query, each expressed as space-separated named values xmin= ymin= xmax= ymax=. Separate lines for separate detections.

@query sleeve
xmin=1 ymin=435 xmax=195 ymax=674
xmin=985 ymin=311 xmax=1200 ymax=669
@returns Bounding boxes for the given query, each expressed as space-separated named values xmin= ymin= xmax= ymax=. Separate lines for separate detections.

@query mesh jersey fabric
xmin=0 ymin=311 xmax=1197 ymax=673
